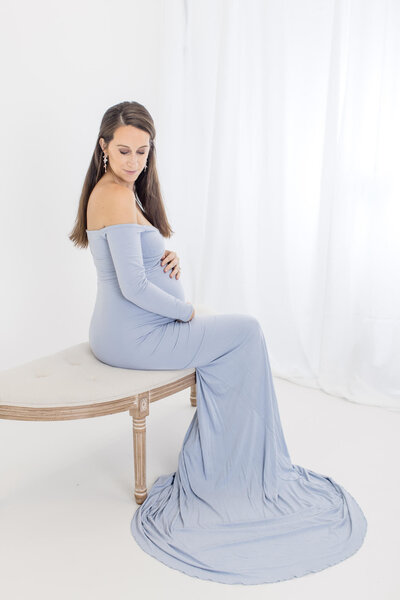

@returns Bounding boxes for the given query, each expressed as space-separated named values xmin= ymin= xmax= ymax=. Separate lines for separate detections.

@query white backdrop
xmin=1 ymin=0 xmax=399 ymax=410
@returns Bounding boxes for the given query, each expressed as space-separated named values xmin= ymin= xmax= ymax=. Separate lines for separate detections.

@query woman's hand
xmin=160 ymin=250 xmax=181 ymax=279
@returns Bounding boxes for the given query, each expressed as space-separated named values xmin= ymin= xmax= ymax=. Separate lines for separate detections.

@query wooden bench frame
xmin=129 ymin=374 xmax=197 ymax=504
xmin=0 ymin=371 xmax=197 ymax=505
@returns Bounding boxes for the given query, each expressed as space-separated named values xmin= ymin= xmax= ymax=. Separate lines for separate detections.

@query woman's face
xmin=100 ymin=125 xmax=150 ymax=184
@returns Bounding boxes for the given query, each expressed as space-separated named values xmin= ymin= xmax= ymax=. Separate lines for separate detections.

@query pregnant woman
xmin=69 ymin=101 xmax=367 ymax=585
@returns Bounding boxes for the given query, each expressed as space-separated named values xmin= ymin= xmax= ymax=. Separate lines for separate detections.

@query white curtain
xmin=155 ymin=0 xmax=400 ymax=411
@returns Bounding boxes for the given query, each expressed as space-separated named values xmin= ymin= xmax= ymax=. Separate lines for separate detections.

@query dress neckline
xmin=86 ymin=223 xmax=157 ymax=233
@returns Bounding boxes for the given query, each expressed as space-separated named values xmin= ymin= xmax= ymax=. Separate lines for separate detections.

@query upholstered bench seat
xmin=0 ymin=304 xmax=216 ymax=504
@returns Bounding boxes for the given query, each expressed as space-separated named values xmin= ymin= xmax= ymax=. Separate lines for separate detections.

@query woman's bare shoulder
xmin=87 ymin=181 xmax=139 ymax=229
xmin=89 ymin=180 xmax=133 ymax=204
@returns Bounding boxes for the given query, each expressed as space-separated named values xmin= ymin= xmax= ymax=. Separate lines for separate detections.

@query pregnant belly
xmin=89 ymin=265 xmax=185 ymax=338
xmin=89 ymin=264 xmax=188 ymax=360
xmin=146 ymin=263 xmax=186 ymax=302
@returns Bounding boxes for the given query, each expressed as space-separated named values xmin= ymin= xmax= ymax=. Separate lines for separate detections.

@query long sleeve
xmin=105 ymin=224 xmax=194 ymax=322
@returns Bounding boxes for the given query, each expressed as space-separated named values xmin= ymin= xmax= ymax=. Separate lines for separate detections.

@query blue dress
xmin=86 ymin=223 xmax=367 ymax=585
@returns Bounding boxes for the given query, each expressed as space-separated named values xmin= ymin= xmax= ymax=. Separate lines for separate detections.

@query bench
xmin=0 ymin=304 xmax=216 ymax=504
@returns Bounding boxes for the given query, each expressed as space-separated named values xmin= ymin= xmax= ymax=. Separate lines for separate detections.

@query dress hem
xmin=130 ymin=491 xmax=368 ymax=586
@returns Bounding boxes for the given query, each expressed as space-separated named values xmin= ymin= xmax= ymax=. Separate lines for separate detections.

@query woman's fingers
xmin=163 ymin=258 xmax=181 ymax=278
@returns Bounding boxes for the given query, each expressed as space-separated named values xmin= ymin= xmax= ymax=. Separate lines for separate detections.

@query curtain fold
xmin=156 ymin=0 xmax=400 ymax=410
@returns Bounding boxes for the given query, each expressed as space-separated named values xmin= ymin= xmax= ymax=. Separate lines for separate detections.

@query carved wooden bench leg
xmin=129 ymin=394 xmax=149 ymax=505
xmin=190 ymin=382 xmax=197 ymax=407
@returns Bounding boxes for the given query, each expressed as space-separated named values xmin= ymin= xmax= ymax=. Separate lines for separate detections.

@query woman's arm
xmin=106 ymin=224 xmax=194 ymax=322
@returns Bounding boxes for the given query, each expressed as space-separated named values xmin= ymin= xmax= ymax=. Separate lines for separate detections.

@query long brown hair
xmin=69 ymin=101 xmax=174 ymax=248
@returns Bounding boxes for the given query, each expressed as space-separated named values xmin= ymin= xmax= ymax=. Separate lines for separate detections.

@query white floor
xmin=0 ymin=377 xmax=398 ymax=600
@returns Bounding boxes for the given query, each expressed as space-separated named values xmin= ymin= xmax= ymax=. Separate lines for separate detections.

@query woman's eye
xmin=119 ymin=151 xmax=146 ymax=155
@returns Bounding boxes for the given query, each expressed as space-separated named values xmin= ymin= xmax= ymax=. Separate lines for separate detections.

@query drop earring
xmin=103 ymin=152 xmax=108 ymax=173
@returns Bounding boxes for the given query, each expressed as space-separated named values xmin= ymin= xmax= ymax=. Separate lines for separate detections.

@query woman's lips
xmin=125 ymin=169 xmax=137 ymax=174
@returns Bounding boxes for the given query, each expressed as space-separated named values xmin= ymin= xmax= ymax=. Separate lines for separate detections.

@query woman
xmin=69 ymin=101 xmax=367 ymax=585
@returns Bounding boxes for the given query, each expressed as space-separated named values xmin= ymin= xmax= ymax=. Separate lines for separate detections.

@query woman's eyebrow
xmin=117 ymin=144 xmax=149 ymax=149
